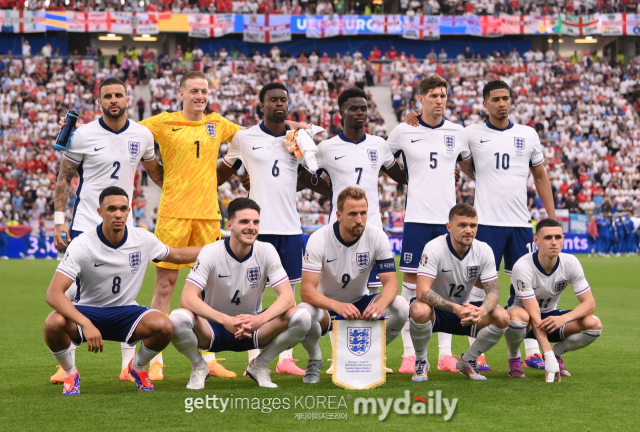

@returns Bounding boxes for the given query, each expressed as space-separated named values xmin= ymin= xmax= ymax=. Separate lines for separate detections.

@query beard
xmin=102 ymin=104 xmax=126 ymax=119
xmin=345 ymin=224 xmax=364 ymax=238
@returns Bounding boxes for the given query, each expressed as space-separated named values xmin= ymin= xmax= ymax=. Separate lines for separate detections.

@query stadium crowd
xmin=1 ymin=42 xmax=639 ymax=257
xmin=6 ymin=0 xmax=640 ymax=15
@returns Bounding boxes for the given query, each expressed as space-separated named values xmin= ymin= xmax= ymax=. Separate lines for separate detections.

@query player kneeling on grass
xmin=43 ymin=187 xmax=203 ymax=395
xmin=409 ymin=203 xmax=509 ymax=382
xmin=169 ymin=198 xmax=312 ymax=389
xmin=298 ymin=187 xmax=409 ymax=384
xmin=504 ymin=218 xmax=602 ymax=381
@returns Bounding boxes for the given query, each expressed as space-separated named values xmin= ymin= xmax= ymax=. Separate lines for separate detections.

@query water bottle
xmin=56 ymin=232 xmax=68 ymax=262
xmin=54 ymin=109 xmax=79 ymax=151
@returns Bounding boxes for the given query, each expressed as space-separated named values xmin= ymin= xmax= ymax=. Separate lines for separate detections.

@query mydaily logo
xmin=354 ymin=390 xmax=458 ymax=421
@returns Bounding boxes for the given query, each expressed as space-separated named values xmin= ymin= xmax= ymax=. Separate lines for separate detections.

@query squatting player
xmin=409 ymin=204 xmax=509 ymax=382
xmin=504 ymin=218 xmax=602 ymax=380
xmin=298 ymin=187 xmax=409 ymax=384
xmin=51 ymin=77 xmax=164 ymax=384
xmin=44 ymin=187 xmax=202 ymax=395
xmin=386 ymin=75 xmax=473 ymax=374
xmin=298 ymin=88 xmax=407 ymax=374
xmin=140 ymin=71 xmax=308 ymax=379
xmin=169 ymin=198 xmax=312 ymax=389
xmin=217 ymin=82 xmax=330 ymax=376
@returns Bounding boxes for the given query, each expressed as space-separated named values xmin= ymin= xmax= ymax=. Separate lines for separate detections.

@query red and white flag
xmin=371 ymin=15 xmax=402 ymax=34
xmin=188 ymin=13 xmax=234 ymax=38
xmin=403 ymin=16 xmax=440 ymax=40
xmin=306 ymin=15 xmax=358 ymax=38
xmin=243 ymin=14 xmax=291 ymax=43
xmin=67 ymin=12 xmax=109 ymax=32
xmin=0 ymin=10 xmax=46 ymax=33
xmin=132 ymin=12 xmax=159 ymax=35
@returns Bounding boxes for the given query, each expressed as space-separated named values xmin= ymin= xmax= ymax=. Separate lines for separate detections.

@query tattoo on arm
xmin=54 ymin=158 xmax=79 ymax=214
xmin=420 ymin=289 xmax=456 ymax=313
xmin=481 ymin=278 xmax=500 ymax=314
xmin=144 ymin=160 xmax=164 ymax=187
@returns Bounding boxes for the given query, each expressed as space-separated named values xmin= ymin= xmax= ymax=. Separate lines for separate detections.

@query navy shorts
xmin=258 ymin=234 xmax=304 ymax=284
xmin=74 ymin=305 xmax=153 ymax=345
xmin=475 ymin=225 xmax=533 ymax=274
xmin=399 ymin=223 xmax=449 ymax=273
xmin=205 ymin=320 xmax=260 ymax=353
xmin=409 ymin=299 xmax=483 ymax=337
xmin=327 ymin=293 xmax=379 ymax=332
xmin=70 ymin=229 xmax=84 ymax=240
xmin=524 ymin=309 xmax=572 ymax=343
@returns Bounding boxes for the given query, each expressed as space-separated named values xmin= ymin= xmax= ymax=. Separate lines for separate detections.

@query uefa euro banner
xmin=332 ymin=317 xmax=386 ymax=390
xmin=243 ymin=14 xmax=291 ymax=43
xmin=305 ymin=14 xmax=358 ymax=38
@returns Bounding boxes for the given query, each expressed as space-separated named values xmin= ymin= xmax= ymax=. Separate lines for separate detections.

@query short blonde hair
xmin=180 ymin=71 xmax=208 ymax=89
xmin=337 ymin=186 xmax=368 ymax=212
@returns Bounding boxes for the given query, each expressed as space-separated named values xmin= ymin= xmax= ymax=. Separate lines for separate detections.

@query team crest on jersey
xmin=555 ymin=280 xmax=568 ymax=294
xmin=347 ymin=327 xmax=371 ymax=356
xmin=403 ymin=252 xmax=413 ymax=264
xmin=192 ymin=259 xmax=200 ymax=272
xmin=303 ymin=250 xmax=309 ymax=263
xmin=466 ymin=265 xmax=480 ymax=279
xmin=356 ymin=252 xmax=370 ymax=268
xmin=247 ymin=267 xmax=261 ymax=283
xmin=420 ymin=254 xmax=428 ymax=267
xmin=515 ymin=279 xmax=526 ymax=293
xmin=367 ymin=149 xmax=378 ymax=164
xmin=206 ymin=123 xmax=217 ymax=137
xmin=514 ymin=137 xmax=526 ymax=150
xmin=128 ymin=141 xmax=140 ymax=157
xmin=129 ymin=252 xmax=141 ymax=268
xmin=63 ymin=251 xmax=70 ymax=263
xmin=444 ymin=135 xmax=455 ymax=150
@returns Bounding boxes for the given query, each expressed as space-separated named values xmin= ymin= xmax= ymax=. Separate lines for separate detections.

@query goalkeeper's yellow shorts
xmin=153 ymin=217 xmax=221 ymax=270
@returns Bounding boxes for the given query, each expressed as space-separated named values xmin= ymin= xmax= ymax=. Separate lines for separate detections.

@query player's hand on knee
xmin=53 ymin=224 xmax=70 ymax=252
xmin=539 ymin=315 xmax=566 ymax=333
xmin=337 ymin=303 xmax=361 ymax=320
xmin=234 ymin=323 xmax=253 ymax=340
xmin=83 ymin=324 xmax=103 ymax=353
xmin=362 ymin=302 xmax=384 ymax=321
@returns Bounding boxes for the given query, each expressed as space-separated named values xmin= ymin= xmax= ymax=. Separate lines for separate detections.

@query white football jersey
xmin=387 ymin=119 xmax=470 ymax=224
xmin=417 ymin=234 xmax=497 ymax=304
xmin=223 ymin=123 xmax=302 ymax=235
xmin=185 ymin=238 xmax=288 ymax=316
xmin=56 ymin=225 xmax=169 ymax=307
xmin=463 ymin=121 xmax=544 ymax=227
xmin=64 ymin=118 xmax=156 ymax=234
xmin=511 ymin=252 xmax=591 ymax=312
xmin=314 ymin=132 xmax=396 ymax=229
xmin=303 ymin=222 xmax=395 ymax=304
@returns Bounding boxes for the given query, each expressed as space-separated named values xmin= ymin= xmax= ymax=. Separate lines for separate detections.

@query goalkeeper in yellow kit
xmin=140 ymin=71 xmax=309 ymax=379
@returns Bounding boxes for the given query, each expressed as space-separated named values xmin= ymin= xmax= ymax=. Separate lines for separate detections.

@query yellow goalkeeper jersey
xmin=140 ymin=111 xmax=241 ymax=220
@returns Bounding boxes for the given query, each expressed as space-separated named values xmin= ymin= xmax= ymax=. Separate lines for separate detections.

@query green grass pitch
xmin=1 ymin=256 xmax=639 ymax=431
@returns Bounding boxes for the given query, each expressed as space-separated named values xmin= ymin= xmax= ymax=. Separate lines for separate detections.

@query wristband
xmin=54 ymin=212 xmax=66 ymax=225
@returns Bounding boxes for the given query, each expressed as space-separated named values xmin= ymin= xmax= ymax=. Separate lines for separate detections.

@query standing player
xmin=169 ymin=198 xmax=312 ymax=389
xmin=504 ymin=219 xmax=602 ymax=380
xmin=298 ymin=88 xmax=407 ymax=374
xmin=140 ymin=72 xmax=308 ymax=380
xmin=298 ymin=187 xmax=409 ymax=384
xmin=217 ymin=82 xmax=330 ymax=375
xmin=386 ymin=75 xmax=473 ymax=374
xmin=409 ymin=204 xmax=509 ymax=382
xmin=461 ymin=80 xmax=556 ymax=370
xmin=50 ymin=77 xmax=164 ymax=384
xmin=595 ymin=215 xmax=612 ymax=256
xmin=43 ymin=187 xmax=203 ymax=395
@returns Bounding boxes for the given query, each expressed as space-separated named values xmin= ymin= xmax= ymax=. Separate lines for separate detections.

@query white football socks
xmin=384 ymin=297 xmax=410 ymax=345
xmin=463 ymin=324 xmax=506 ymax=362
xmin=300 ymin=321 xmax=323 ymax=361
xmin=202 ymin=352 xmax=217 ymax=364
xmin=279 ymin=348 xmax=294 ymax=362
xmin=524 ymin=338 xmax=541 ymax=357
xmin=255 ymin=309 xmax=311 ymax=367
xmin=133 ymin=343 xmax=159 ymax=372
xmin=247 ymin=349 xmax=260 ymax=363
xmin=409 ymin=318 xmax=433 ymax=359
xmin=169 ymin=310 xmax=207 ymax=368
xmin=51 ymin=344 xmax=76 ymax=377
xmin=121 ymin=342 xmax=136 ymax=371
xmin=400 ymin=282 xmax=416 ymax=356
xmin=553 ymin=330 xmax=602 ymax=357
xmin=504 ymin=321 xmax=527 ymax=359
xmin=438 ymin=333 xmax=453 ymax=360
